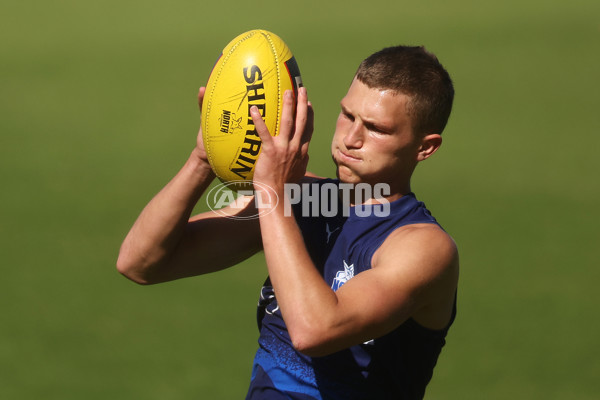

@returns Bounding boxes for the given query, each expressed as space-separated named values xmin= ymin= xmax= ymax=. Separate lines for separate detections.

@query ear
xmin=416 ymin=134 xmax=442 ymax=162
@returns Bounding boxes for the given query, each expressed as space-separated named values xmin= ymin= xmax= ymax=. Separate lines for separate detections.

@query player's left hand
xmin=191 ymin=86 xmax=214 ymax=171
xmin=251 ymin=86 xmax=314 ymax=191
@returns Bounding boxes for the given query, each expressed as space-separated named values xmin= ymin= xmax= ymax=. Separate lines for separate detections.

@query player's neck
xmin=344 ymin=181 xmax=410 ymax=207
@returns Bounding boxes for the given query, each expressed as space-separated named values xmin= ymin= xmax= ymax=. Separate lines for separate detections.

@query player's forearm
xmin=258 ymin=194 xmax=340 ymax=354
xmin=117 ymin=149 xmax=215 ymax=283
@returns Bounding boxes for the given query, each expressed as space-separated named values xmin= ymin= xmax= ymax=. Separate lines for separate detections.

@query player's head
xmin=355 ymin=46 xmax=454 ymax=136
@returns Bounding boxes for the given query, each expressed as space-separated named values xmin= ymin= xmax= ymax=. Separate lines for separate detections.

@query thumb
xmin=198 ymin=87 xmax=206 ymax=111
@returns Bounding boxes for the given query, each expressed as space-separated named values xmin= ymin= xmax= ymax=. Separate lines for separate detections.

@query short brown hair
xmin=355 ymin=46 xmax=454 ymax=135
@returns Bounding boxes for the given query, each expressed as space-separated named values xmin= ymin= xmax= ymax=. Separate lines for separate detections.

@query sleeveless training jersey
xmin=246 ymin=179 xmax=456 ymax=400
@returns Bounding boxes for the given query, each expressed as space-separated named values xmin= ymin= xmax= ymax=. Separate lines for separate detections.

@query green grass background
xmin=1 ymin=0 xmax=599 ymax=398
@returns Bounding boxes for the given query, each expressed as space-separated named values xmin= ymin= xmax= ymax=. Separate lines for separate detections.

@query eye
xmin=340 ymin=110 xmax=354 ymax=122
xmin=365 ymin=122 xmax=389 ymax=134
xmin=339 ymin=105 xmax=355 ymax=122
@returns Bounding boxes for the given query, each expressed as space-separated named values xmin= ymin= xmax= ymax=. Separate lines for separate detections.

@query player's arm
xmin=285 ymin=224 xmax=456 ymax=356
xmin=251 ymin=87 xmax=458 ymax=357
xmin=259 ymin=196 xmax=457 ymax=356
xmin=116 ymin=88 xmax=262 ymax=285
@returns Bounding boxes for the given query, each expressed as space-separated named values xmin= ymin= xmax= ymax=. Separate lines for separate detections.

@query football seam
xmin=262 ymin=31 xmax=281 ymax=137
xmin=204 ymin=30 xmax=257 ymax=180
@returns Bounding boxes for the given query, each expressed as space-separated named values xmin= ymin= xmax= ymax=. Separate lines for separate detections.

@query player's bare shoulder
xmin=372 ymin=223 xmax=459 ymax=294
xmin=372 ymin=223 xmax=458 ymax=329
xmin=377 ymin=222 xmax=457 ymax=258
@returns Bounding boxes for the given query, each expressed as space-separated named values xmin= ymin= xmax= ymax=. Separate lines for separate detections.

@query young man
xmin=118 ymin=45 xmax=458 ymax=399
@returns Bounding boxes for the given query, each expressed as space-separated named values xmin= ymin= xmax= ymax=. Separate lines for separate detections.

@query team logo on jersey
xmin=259 ymin=285 xmax=279 ymax=315
xmin=331 ymin=260 xmax=354 ymax=291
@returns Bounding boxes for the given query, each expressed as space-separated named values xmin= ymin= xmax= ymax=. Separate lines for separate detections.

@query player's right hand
xmin=251 ymin=86 xmax=313 ymax=191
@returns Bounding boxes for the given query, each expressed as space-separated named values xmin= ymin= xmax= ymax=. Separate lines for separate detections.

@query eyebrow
xmin=340 ymin=102 xmax=351 ymax=115
xmin=365 ymin=120 xmax=394 ymax=134
xmin=341 ymin=103 xmax=394 ymax=134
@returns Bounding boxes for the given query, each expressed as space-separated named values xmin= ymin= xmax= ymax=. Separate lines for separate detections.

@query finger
xmin=292 ymin=88 xmax=313 ymax=149
xmin=278 ymin=89 xmax=296 ymax=140
xmin=197 ymin=87 xmax=207 ymax=136
xmin=302 ymin=101 xmax=315 ymax=146
xmin=301 ymin=153 xmax=310 ymax=171
xmin=198 ymin=87 xmax=206 ymax=111
xmin=291 ymin=87 xmax=308 ymax=145
xmin=250 ymin=105 xmax=273 ymax=146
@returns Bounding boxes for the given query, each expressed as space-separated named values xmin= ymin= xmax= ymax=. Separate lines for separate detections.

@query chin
xmin=335 ymin=166 xmax=361 ymax=184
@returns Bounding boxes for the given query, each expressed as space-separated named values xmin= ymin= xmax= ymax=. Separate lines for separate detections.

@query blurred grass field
xmin=1 ymin=0 xmax=599 ymax=398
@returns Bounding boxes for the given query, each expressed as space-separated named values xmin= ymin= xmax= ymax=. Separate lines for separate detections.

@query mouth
xmin=336 ymin=148 xmax=361 ymax=163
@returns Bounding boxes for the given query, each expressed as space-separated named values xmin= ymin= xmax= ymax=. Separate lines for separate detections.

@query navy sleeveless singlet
xmin=246 ymin=179 xmax=456 ymax=400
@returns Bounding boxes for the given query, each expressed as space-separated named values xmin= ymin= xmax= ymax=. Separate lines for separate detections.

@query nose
xmin=343 ymin=121 xmax=364 ymax=149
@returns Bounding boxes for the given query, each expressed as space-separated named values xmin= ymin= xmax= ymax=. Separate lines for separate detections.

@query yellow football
xmin=201 ymin=29 xmax=303 ymax=190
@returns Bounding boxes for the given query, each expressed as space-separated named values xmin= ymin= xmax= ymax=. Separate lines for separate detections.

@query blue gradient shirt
xmin=246 ymin=180 xmax=455 ymax=400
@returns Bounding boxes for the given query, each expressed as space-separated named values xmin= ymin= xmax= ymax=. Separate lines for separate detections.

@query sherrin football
xmin=201 ymin=29 xmax=303 ymax=189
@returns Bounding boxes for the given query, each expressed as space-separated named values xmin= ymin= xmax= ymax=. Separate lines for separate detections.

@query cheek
xmin=332 ymin=120 xmax=345 ymax=148
xmin=334 ymin=114 xmax=352 ymax=135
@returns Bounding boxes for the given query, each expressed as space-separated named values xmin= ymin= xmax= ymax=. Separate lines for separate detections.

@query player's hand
xmin=192 ymin=87 xmax=212 ymax=169
xmin=251 ymin=87 xmax=314 ymax=190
